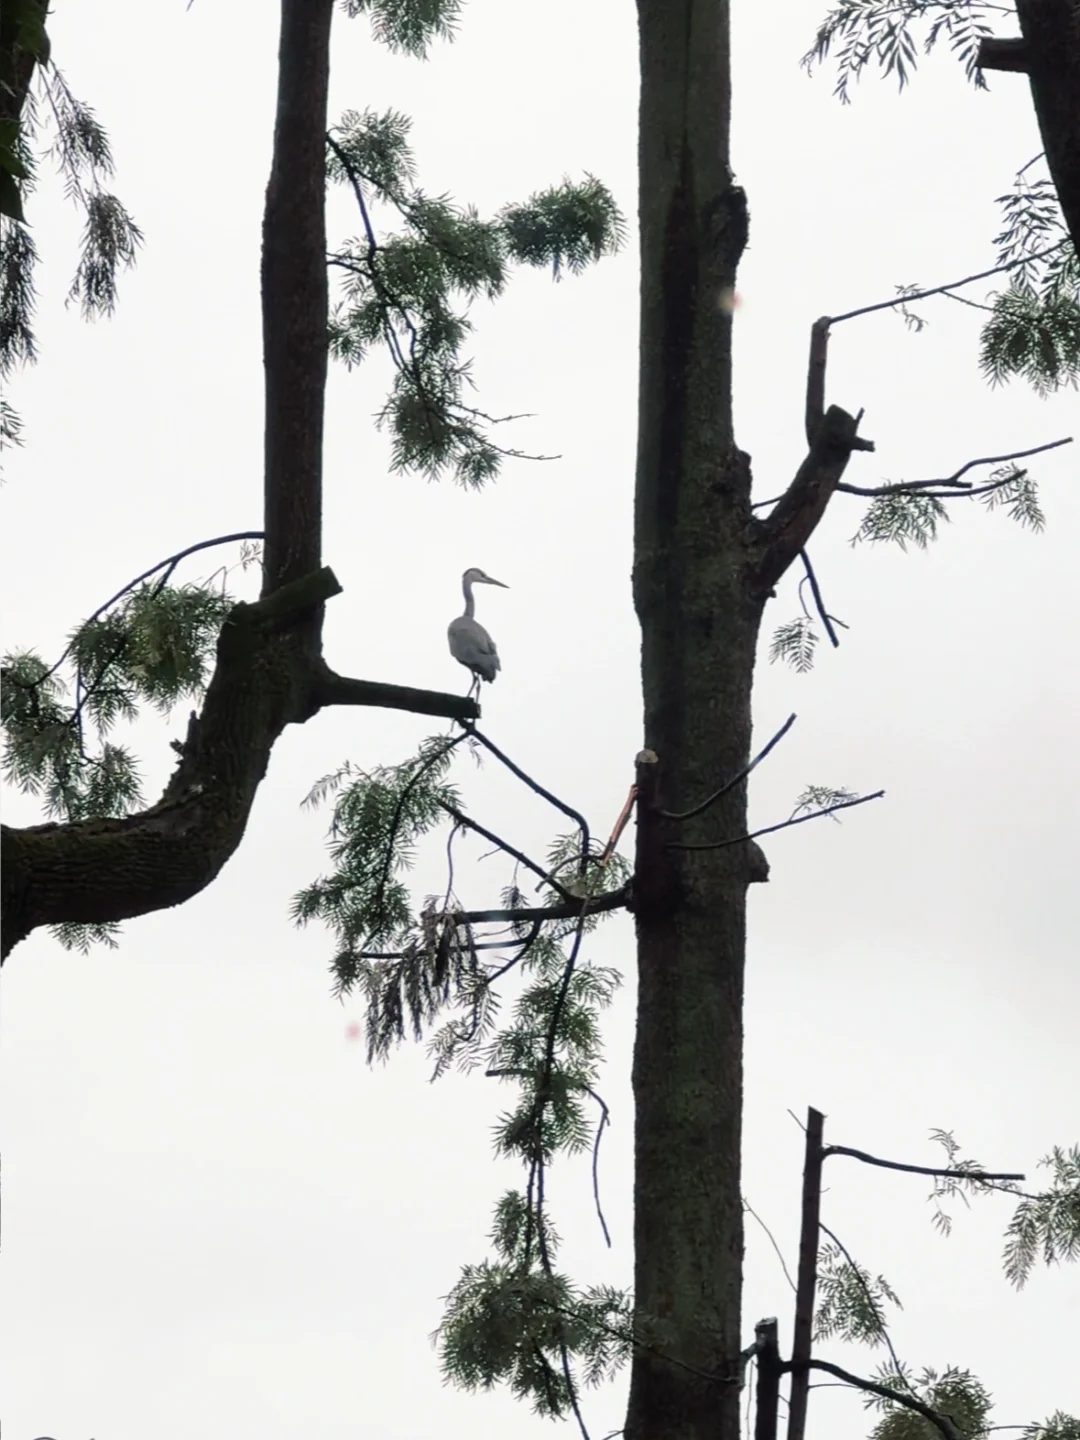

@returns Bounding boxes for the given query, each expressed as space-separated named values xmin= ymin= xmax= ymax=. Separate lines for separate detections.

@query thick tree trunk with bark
xmin=626 ymin=4 xmax=870 ymax=1437
xmin=627 ymin=4 xmax=756 ymax=1437
xmin=979 ymin=0 xmax=1080 ymax=257
xmin=0 ymin=0 xmax=475 ymax=962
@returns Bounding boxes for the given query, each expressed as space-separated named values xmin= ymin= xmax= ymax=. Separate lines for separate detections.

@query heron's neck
xmin=462 ymin=579 xmax=475 ymax=619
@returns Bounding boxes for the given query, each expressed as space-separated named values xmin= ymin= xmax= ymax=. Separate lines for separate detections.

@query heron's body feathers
xmin=448 ymin=616 xmax=500 ymax=682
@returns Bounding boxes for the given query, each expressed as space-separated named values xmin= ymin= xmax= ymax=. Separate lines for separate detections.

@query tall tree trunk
xmin=980 ymin=0 xmax=1080 ymax=258
xmin=627 ymin=2 xmax=758 ymax=1436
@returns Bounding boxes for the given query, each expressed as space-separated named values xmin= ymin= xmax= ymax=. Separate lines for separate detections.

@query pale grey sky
xmin=2 ymin=2 xmax=1077 ymax=1437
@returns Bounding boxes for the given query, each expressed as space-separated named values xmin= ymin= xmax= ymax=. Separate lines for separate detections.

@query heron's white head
xmin=462 ymin=567 xmax=509 ymax=589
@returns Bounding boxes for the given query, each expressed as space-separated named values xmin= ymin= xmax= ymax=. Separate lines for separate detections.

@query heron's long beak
xmin=482 ymin=576 xmax=509 ymax=588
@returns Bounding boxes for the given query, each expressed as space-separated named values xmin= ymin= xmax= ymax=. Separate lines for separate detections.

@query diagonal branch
xmin=668 ymin=790 xmax=884 ymax=852
xmin=818 ymin=1222 xmax=909 ymax=1394
xmin=753 ymin=406 xmax=875 ymax=594
xmin=786 ymin=1359 xmax=960 ymax=1440
xmin=464 ymin=724 xmax=591 ymax=872
xmin=827 ymin=240 xmax=1070 ymax=327
xmin=799 ymin=552 xmax=841 ymax=649
xmin=439 ymin=802 xmax=577 ymax=900
xmin=662 ymin=713 xmax=797 ymax=822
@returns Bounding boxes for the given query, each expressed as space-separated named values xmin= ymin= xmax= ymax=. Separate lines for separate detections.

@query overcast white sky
xmin=2 ymin=2 xmax=1077 ymax=1437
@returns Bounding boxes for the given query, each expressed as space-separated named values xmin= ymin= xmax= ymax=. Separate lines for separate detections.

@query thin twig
xmin=600 ymin=785 xmax=637 ymax=862
xmin=669 ymin=791 xmax=885 ymax=851
xmin=799 ymin=551 xmax=840 ymax=649
xmin=818 ymin=1222 xmax=910 ymax=1394
xmin=662 ymin=714 xmax=798 ymax=822
xmin=828 ymin=240 xmax=1069 ymax=326
xmin=23 ymin=530 xmax=264 ymax=690
xmin=753 ymin=437 xmax=1072 ymax=511
xmin=744 ymin=1199 xmax=797 ymax=1292
xmin=585 ymin=1085 xmax=613 ymax=1248
xmin=464 ymin=724 xmax=591 ymax=874
xmin=440 ymin=803 xmax=576 ymax=900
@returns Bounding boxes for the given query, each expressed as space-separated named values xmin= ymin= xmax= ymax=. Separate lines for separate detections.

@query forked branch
xmin=754 ymin=406 xmax=875 ymax=593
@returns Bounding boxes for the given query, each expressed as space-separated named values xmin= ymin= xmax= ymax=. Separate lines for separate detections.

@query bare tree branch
xmin=669 ymin=790 xmax=885 ymax=852
xmin=828 ymin=241 xmax=1069 ymax=327
xmin=753 ymin=406 xmax=875 ymax=593
xmin=662 ymin=713 xmax=797 ymax=822
xmin=439 ymin=802 xmax=577 ymax=900
xmin=312 ymin=664 xmax=478 ymax=721
xmin=786 ymin=1359 xmax=960 ymax=1440
xmin=823 ymin=1143 xmax=1025 ymax=1185
xmin=464 ymin=724 xmax=591 ymax=872
xmin=836 ymin=438 xmax=1073 ymax=498
xmin=805 ymin=316 xmax=831 ymax=444
xmin=977 ymin=37 xmax=1031 ymax=72
xmin=799 ymin=552 xmax=841 ymax=649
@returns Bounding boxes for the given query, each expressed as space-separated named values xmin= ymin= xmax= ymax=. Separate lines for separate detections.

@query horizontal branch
xmin=752 ymin=406 xmax=875 ymax=593
xmin=453 ymin=886 xmax=631 ymax=927
xmin=313 ymin=664 xmax=479 ymax=721
xmin=788 ymin=1359 xmax=959 ymax=1440
xmin=669 ymin=791 xmax=884 ymax=851
xmin=977 ymin=35 xmax=1030 ymax=72
xmin=824 ymin=1143 xmax=1024 ymax=1184
xmin=835 ymin=437 xmax=1072 ymax=498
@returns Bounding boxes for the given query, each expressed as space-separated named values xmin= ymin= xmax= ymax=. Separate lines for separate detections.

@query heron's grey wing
xmin=449 ymin=617 xmax=500 ymax=680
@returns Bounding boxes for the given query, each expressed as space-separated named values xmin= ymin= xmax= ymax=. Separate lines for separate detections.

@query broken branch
xmin=754 ymin=406 xmax=875 ymax=593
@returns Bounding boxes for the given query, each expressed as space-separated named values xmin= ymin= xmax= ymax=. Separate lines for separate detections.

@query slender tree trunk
xmin=627 ymin=2 xmax=759 ymax=1436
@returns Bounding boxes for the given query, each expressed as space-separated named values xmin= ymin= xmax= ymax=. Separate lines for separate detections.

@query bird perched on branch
xmin=448 ymin=567 xmax=508 ymax=694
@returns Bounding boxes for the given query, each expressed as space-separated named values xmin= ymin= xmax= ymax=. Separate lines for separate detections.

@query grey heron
xmin=448 ymin=567 xmax=508 ymax=694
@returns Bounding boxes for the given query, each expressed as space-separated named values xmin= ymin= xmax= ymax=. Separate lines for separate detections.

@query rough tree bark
xmin=626 ymin=4 xmax=869 ymax=1437
xmin=0 ymin=0 xmax=475 ymax=962
xmin=979 ymin=0 xmax=1080 ymax=257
